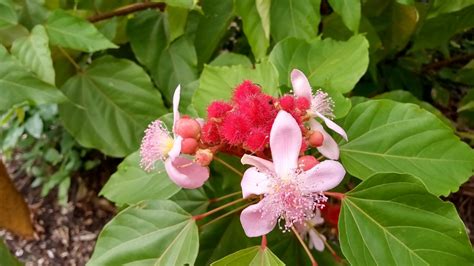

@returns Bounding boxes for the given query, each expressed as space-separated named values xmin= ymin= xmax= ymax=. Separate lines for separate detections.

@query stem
xmin=457 ymin=131 xmax=474 ymax=140
xmin=423 ymin=53 xmax=474 ymax=72
xmin=199 ymin=203 xmax=251 ymax=229
xmin=291 ymin=226 xmax=318 ymax=266
xmin=261 ymin=235 xmax=267 ymax=249
xmin=209 ymin=191 xmax=242 ymax=203
xmin=58 ymin=47 xmax=82 ymax=72
xmin=324 ymin=191 xmax=345 ymax=200
xmin=88 ymin=2 xmax=166 ymax=23
xmin=193 ymin=197 xmax=247 ymax=221
xmin=321 ymin=234 xmax=341 ymax=262
xmin=214 ymin=156 xmax=244 ymax=177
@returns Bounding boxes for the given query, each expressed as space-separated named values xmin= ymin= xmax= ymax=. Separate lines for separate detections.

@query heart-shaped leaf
xmin=211 ymin=246 xmax=284 ymax=265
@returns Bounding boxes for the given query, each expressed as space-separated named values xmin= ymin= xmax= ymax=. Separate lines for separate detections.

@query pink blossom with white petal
xmin=140 ymin=85 xmax=209 ymax=189
xmin=239 ymin=111 xmax=346 ymax=237
xmin=295 ymin=210 xmax=326 ymax=252
xmin=291 ymin=69 xmax=348 ymax=160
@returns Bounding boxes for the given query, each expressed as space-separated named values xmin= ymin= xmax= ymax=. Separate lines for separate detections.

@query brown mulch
xmin=447 ymin=176 xmax=474 ymax=244
xmin=1 ymin=157 xmax=118 ymax=266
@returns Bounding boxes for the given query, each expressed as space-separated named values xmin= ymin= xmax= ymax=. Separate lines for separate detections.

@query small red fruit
xmin=195 ymin=149 xmax=213 ymax=166
xmin=297 ymin=155 xmax=320 ymax=171
xmin=175 ymin=117 xmax=201 ymax=139
xmin=181 ymin=138 xmax=198 ymax=154
xmin=308 ymin=130 xmax=324 ymax=147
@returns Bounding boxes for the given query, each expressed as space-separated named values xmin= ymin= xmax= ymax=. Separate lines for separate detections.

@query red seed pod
xmin=181 ymin=138 xmax=199 ymax=154
xmin=297 ymin=155 xmax=320 ymax=171
xmin=195 ymin=149 xmax=213 ymax=166
xmin=308 ymin=130 xmax=324 ymax=147
xmin=175 ymin=117 xmax=201 ymax=139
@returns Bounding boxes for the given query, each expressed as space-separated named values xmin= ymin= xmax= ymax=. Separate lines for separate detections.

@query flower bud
xmin=308 ymin=130 xmax=324 ymax=147
xmin=175 ymin=117 xmax=201 ymax=139
xmin=195 ymin=149 xmax=213 ymax=166
xmin=181 ymin=138 xmax=198 ymax=154
xmin=297 ymin=155 xmax=320 ymax=171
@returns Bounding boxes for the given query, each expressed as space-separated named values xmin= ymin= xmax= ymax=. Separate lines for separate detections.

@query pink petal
xmin=291 ymin=69 xmax=312 ymax=100
xmin=164 ymin=156 xmax=209 ymax=189
xmin=168 ymin=136 xmax=182 ymax=160
xmin=299 ymin=160 xmax=345 ymax=193
xmin=310 ymin=119 xmax=340 ymax=160
xmin=172 ymin=85 xmax=181 ymax=130
xmin=309 ymin=230 xmax=326 ymax=251
xmin=315 ymin=112 xmax=348 ymax=141
xmin=240 ymin=201 xmax=277 ymax=237
xmin=241 ymin=154 xmax=274 ymax=173
xmin=270 ymin=111 xmax=302 ymax=177
xmin=241 ymin=167 xmax=270 ymax=198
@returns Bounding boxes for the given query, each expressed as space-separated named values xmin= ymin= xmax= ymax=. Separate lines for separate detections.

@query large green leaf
xmin=340 ymin=173 xmax=474 ymax=265
xmin=192 ymin=60 xmax=279 ymax=117
xmin=374 ymin=90 xmax=452 ymax=128
xmin=11 ymin=25 xmax=55 ymax=85
xmin=100 ymin=151 xmax=180 ymax=205
xmin=88 ymin=200 xmax=199 ymax=265
xmin=193 ymin=0 xmax=234 ymax=65
xmin=270 ymin=0 xmax=321 ymax=42
xmin=413 ymin=5 xmax=474 ymax=51
xmin=45 ymin=10 xmax=117 ymax=52
xmin=328 ymin=0 xmax=361 ymax=33
xmin=211 ymin=246 xmax=285 ymax=265
xmin=340 ymin=100 xmax=474 ymax=196
xmin=127 ymin=10 xmax=168 ymax=83
xmin=269 ymin=35 xmax=369 ymax=94
xmin=157 ymin=36 xmax=198 ymax=102
xmin=0 ymin=45 xmax=65 ymax=111
xmin=171 ymin=187 xmax=209 ymax=215
xmin=59 ymin=56 xmax=166 ymax=157
xmin=235 ymin=0 xmax=269 ymax=60
xmin=428 ymin=0 xmax=474 ymax=18
xmin=0 ymin=0 xmax=17 ymax=27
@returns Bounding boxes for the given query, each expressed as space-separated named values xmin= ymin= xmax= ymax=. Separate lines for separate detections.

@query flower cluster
xmin=140 ymin=69 xmax=347 ymax=250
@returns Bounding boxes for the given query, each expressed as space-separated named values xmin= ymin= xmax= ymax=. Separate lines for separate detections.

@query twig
xmin=58 ymin=47 xmax=82 ymax=72
xmin=209 ymin=191 xmax=242 ymax=203
xmin=88 ymin=2 xmax=165 ymax=23
xmin=423 ymin=54 xmax=474 ymax=72
xmin=193 ymin=197 xmax=247 ymax=221
xmin=291 ymin=226 xmax=318 ymax=266
xmin=214 ymin=156 xmax=244 ymax=177
xmin=199 ymin=203 xmax=251 ymax=229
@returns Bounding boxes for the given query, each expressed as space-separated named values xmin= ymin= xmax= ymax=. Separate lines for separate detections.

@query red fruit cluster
xmin=201 ymin=80 xmax=312 ymax=156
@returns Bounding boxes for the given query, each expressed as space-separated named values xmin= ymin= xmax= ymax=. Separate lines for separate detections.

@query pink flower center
xmin=140 ymin=120 xmax=174 ymax=171
xmin=310 ymin=90 xmax=334 ymax=118
xmin=260 ymin=172 xmax=327 ymax=231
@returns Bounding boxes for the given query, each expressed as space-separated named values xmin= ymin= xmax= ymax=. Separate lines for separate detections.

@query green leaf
xmin=154 ymin=0 xmax=198 ymax=9
xmin=459 ymin=90 xmax=474 ymax=112
xmin=100 ymin=151 xmax=180 ymax=205
xmin=328 ymin=0 xmax=361 ymax=33
xmin=428 ymin=0 xmax=474 ymax=18
xmin=340 ymin=100 xmax=474 ymax=196
xmin=413 ymin=5 xmax=474 ymax=51
xmin=0 ymin=45 xmax=65 ymax=111
xmin=88 ymin=200 xmax=199 ymax=266
xmin=11 ymin=25 xmax=55 ymax=85
xmin=25 ymin=113 xmax=43 ymax=139
xmin=210 ymin=52 xmax=252 ymax=67
xmin=192 ymin=60 xmax=279 ymax=117
xmin=59 ymin=56 xmax=166 ymax=157
xmin=256 ymin=0 xmax=270 ymax=39
xmin=167 ymin=6 xmax=188 ymax=42
xmin=211 ymin=246 xmax=285 ymax=265
xmin=45 ymin=10 xmax=117 ymax=52
xmin=270 ymin=0 xmax=321 ymax=42
xmin=194 ymin=0 xmax=234 ymax=65
xmin=0 ymin=0 xmax=17 ymax=27
xmin=157 ymin=36 xmax=198 ymax=102
xmin=340 ymin=173 xmax=474 ymax=265
xmin=374 ymin=90 xmax=452 ymax=128
xmin=235 ymin=0 xmax=269 ymax=60
xmin=127 ymin=10 xmax=168 ymax=84
xmin=0 ymin=239 xmax=21 ymax=266
xmin=270 ymin=35 xmax=369 ymax=94
xmin=171 ymin=187 xmax=209 ymax=215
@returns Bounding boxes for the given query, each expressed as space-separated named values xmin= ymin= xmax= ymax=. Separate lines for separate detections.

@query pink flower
xmin=239 ymin=111 xmax=345 ymax=237
xmin=295 ymin=210 xmax=326 ymax=252
xmin=140 ymin=85 xmax=209 ymax=189
xmin=291 ymin=69 xmax=348 ymax=160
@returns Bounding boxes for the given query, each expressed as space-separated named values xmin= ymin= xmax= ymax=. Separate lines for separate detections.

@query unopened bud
xmin=175 ymin=117 xmax=201 ymax=139
xmin=195 ymin=149 xmax=213 ymax=166
xmin=181 ymin=138 xmax=198 ymax=154
xmin=308 ymin=130 xmax=324 ymax=147
xmin=297 ymin=155 xmax=319 ymax=171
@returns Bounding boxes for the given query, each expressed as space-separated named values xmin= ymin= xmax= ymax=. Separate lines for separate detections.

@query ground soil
xmin=1 ymin=157 xmax=119 ymax=266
